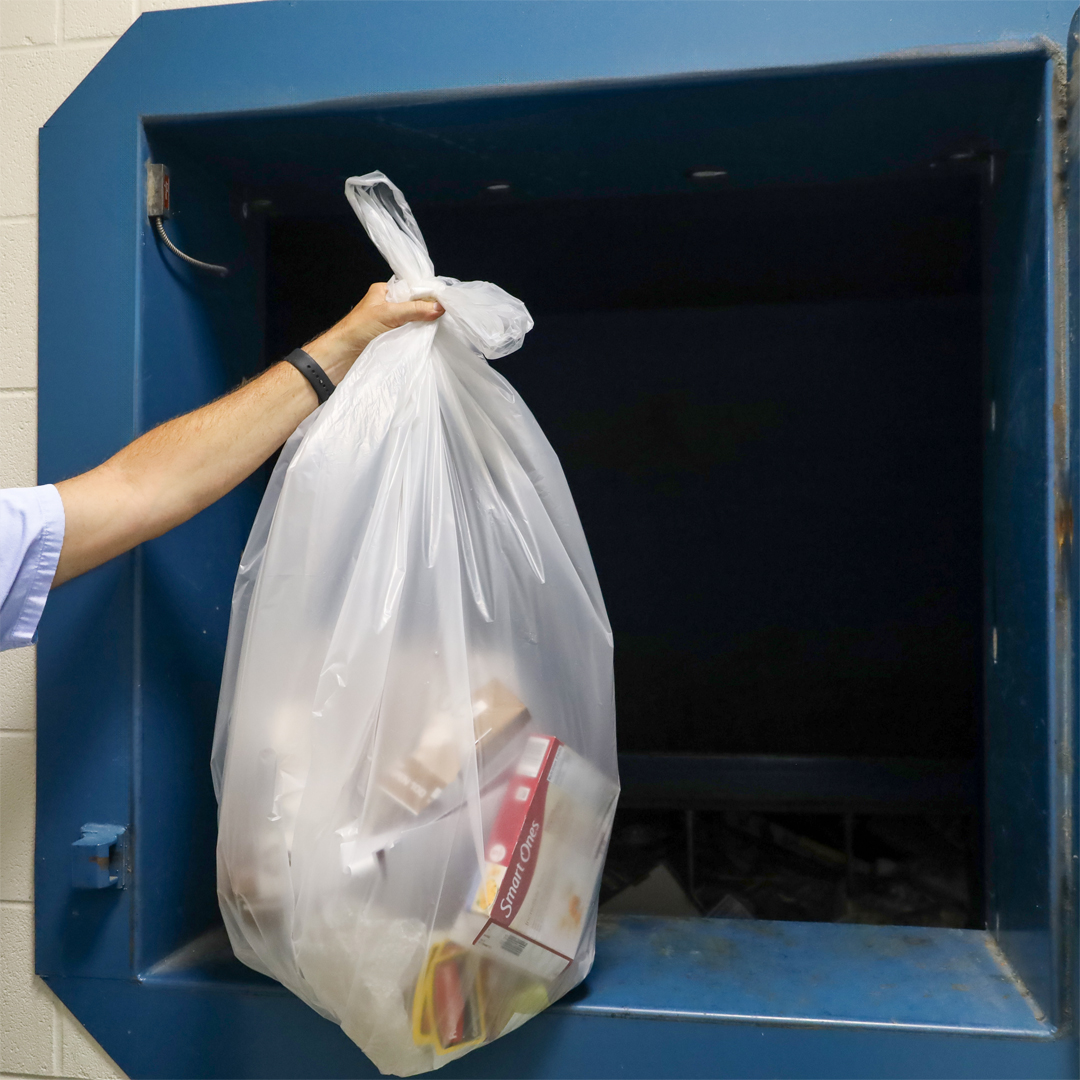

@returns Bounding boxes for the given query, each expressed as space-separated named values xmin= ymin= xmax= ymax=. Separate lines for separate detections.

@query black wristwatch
xmin=284 ymin=348 xmax=334 ymax=405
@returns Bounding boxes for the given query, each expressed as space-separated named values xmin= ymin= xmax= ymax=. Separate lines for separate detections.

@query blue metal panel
xmin=135 ymin=136 xmax=266 ymax=972
xmin=34 ymin=558 xmax=135 ymax=978
xmin=43 ymin=917 xmax=1079 ymax=1078
xmin=35 ymin=2 xmax=1079 ymax=1076
xmin=1064 ymin=6 xmax=1080 ymax=1044
xmin=556 ymin=917 xmax=1050 ymax=1035
xmin=142 ymin=52 xmax=1054 ymax=215
xmin=40 ymin=1 xmax=1080 ymax=127
xmin=981 ymin=54 xmax=1075 ymax=1026
xmin=37 ymin=102 xmax=140 ymax=976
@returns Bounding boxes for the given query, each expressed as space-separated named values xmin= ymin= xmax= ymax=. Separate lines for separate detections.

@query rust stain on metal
xmin=1056 ymin=494 xmax=1073 ymax=568
xmin=983 ymin=935 xmax=1048 ymax=1023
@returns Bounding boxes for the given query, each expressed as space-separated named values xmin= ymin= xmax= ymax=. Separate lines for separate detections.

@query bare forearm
xmin=53 ymin=361 xmax=315 ymax=585
xmin=50 ymin=284 xmax=442 ymax=588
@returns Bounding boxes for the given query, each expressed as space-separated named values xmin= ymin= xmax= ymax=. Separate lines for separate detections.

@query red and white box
xmin=470 ymin=735 xmax=619 ymax=980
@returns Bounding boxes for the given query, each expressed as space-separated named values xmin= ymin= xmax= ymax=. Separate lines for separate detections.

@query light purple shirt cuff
xmin=0 ymin=485 xmax=66 ymax=651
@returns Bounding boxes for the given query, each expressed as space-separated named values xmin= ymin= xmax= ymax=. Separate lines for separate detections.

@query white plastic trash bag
xmin=212 ymin=172 xmax=619 ymax=1076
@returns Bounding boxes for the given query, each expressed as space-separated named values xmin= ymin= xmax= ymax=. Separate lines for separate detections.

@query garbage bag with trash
xmin=211 ymin=172 xmax=619 ymax=1075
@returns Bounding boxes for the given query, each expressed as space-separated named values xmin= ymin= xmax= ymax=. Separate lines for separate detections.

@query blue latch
xmin=71 ymin=823 xmax=128 ymax=889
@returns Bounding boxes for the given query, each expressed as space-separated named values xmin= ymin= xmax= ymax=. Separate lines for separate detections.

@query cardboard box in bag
xmin=470 ymin=735 xmax=619 ymax=980
xmin=380 ymin=680 xmax=530 ymax=815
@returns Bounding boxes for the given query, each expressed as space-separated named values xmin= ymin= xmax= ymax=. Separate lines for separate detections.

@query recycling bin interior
xmin=263 ymin=125 xmax=990 ymax=926
xmin=36 ymin=22 xmax=1076 ymax=1078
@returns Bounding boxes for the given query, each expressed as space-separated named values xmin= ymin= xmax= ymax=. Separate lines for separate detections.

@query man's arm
xmin=53 ymin=284 xmax=441 ymax=586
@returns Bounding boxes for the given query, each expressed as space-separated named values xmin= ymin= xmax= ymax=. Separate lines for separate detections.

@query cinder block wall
xmin=0 ymin=4 xmax=251 ymax=1077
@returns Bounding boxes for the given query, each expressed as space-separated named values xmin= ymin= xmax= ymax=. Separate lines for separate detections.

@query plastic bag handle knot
xmin=346 ymin=173 xmax=534 ymax=361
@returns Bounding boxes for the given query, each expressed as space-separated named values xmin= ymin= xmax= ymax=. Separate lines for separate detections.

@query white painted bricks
xmin=0 ymin=219 xmax=38 ymax=389
xmin=0 ymin=1 xmax=59 ymax=47
xmin=0 ymin=390 xmax=36 ymax=487
xmin=0 ymin=41 xmax=116 ymax=217
xmin=0 ymin=3 xmax=251 ymax=1076
xmin=0 ymin=647 xmax=36 ymax=731
xmin=0 ymin=903 xmax=58 ymax=1076
xmin=63 ymin=0 xmax=135 ymax=41
xmin=0 ymin=731 xmax=35 ymax=902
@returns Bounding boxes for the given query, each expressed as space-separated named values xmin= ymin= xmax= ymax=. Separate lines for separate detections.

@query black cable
xmin=152 ymin=217 xmax=229 ymax=277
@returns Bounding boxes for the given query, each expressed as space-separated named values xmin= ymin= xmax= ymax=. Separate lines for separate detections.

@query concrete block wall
xmin=0 ymin=3 xmax=251 ymax=1076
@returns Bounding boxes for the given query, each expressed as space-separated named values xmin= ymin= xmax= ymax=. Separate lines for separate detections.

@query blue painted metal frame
xmin=51 ymin=919 xmax=1067 ymax=1080
xmin=36 ymin=3 xmax=1078 ymax=1077
xmin=980 ymin=50 xmax=1071 ymax=1027
xmin=1064 ymin=6 xmax=1080 ymax=1049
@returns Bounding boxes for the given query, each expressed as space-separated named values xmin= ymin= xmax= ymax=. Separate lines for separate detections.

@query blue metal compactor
xmin=36 ymin=3 xmax=1079 ymax=1076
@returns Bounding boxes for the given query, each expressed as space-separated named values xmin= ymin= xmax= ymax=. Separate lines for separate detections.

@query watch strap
xmin=284 ymin=348 xmax=334 ymax=405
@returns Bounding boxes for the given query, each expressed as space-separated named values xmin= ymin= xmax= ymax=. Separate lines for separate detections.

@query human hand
xmin=303 ymin=282 xmax=444 ymax=384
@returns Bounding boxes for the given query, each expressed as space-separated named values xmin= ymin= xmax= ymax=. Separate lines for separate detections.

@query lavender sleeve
xmin=0 ymin=485 xmax=66 ymax=651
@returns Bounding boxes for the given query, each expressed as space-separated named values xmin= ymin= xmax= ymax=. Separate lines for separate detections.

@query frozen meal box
xmin=470 ymin=735 xmax=619 ymax=979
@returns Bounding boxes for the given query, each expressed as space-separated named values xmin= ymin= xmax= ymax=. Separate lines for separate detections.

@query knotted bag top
xmin=345 ymin=172 xmax=534 ymax=361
